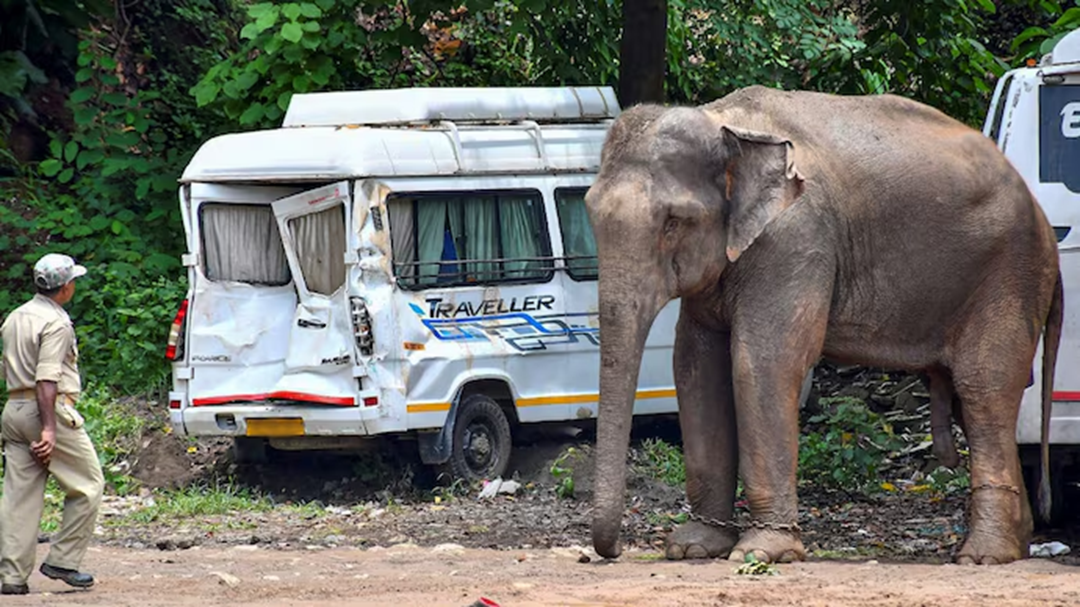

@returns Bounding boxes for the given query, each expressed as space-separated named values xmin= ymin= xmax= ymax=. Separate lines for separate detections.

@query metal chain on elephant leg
xmin=971 ymin=483 xmax=1022 ymax=495
xmin=687 ymin=513 xmax=801 ymax=533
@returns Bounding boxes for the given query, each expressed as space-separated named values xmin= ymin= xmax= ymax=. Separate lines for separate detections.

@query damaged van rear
xmin=166 ymin=87 xmax=680 ymax=481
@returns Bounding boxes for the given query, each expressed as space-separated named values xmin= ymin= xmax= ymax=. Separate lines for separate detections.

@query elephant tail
xmin=1038 ymin=269 xmax=1063 ymax=523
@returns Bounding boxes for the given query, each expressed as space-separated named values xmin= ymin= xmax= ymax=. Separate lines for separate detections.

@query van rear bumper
xmin=178 ymin=404 xmax=377 ymax=438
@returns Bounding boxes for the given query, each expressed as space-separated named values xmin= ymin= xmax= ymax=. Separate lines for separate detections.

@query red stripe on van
xmin=191 ymin=392 xmax=356 ymax=406
xmin=269 ymin=391 xmax=355 ymax=406
xmin=192 ymin=393 xmax=269 ymax=406
xmin=1053 ymin=391 xmax=1080 ymax=401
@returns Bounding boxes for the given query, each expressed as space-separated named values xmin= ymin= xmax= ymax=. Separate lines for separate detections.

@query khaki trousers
xmin=0 ymin=397 xmax=104 ymax=584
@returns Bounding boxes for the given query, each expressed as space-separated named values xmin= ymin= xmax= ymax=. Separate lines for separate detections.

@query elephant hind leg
xmin=949 ymin=318 xmax=1036 ymax=564
xmin=927 ymin=370 xmax=960 ymax=469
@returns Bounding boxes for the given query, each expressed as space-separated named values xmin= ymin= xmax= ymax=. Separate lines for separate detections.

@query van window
xmin=387 ymin=190 xmax=554 ymax=289
xmin=555 ymin=188 xmax=598 ymax=281
xmin=288 ymin=204 xmax=347 ymax=296
xmin=987 ymin=74 xmax=1014 ymax=143
xmin=200 ymin=203 xmax=290 ymax=285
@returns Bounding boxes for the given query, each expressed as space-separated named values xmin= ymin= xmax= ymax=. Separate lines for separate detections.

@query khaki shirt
xmin=0 ymin=294 xmax=81 ymax=395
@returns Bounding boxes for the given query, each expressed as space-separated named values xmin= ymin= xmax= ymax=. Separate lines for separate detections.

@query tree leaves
xmin=281 ymin=21 xmax=304 ymax=43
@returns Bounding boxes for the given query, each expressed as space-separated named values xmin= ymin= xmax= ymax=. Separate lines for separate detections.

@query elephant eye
xmin=663 ymin=218 xmax=680 ymax=235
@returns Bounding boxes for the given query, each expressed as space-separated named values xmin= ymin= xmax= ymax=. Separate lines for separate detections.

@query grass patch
xmin=128 ymin=482 xmax=273 ymax=524
xmin=280 ymin=501 xmax=327 ymax=519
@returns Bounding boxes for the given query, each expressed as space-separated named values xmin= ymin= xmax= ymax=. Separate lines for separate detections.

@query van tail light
xmin=350 ymin=296 xmax=374 ymax=356
xmin=165 ymin=299 xmax=189 ymax=361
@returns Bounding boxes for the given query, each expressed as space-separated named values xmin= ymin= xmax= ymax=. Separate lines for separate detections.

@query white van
xmin=166 ymin=87 xmax=680 ymax=480
xmin=984 ymin=28 xmax=1080 ymax=516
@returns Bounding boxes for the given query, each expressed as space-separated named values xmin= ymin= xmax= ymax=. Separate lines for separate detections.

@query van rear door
xmin=185 ymin=184 xmax=299 ymax=407
xmin=269 ymin=181 xmax=359 ymax=406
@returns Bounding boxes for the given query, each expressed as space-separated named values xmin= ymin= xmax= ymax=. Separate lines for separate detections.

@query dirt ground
xmin=9 ymin=543 xmax=1078 ymax=607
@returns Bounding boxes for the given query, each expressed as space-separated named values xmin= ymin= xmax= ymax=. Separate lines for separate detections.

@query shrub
xmin=799 ymin=396 xmax=905 ymax=491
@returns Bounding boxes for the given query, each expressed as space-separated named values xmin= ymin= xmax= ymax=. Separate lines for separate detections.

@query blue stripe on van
xmin=1055 ymin=226 xmax=1071 ymax=243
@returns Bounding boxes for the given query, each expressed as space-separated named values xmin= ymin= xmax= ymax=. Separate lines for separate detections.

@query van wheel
xmin=232 ymin=437 xmax=268 ymax=464
xmin=446 ymin=395 xmax=512 ymax=482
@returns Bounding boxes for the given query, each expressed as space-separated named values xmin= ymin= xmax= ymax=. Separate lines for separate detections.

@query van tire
xmin=445 ymin=394 xmax=512 ymax=483
xmin=232 ymin=437 xmax=268 ymax=465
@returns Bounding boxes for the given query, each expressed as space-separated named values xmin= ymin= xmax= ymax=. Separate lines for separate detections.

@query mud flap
xmin=417 ymin=395 xmax=461 ymax=465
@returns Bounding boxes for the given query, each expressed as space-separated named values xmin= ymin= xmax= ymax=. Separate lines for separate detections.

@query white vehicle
xmin=165 ymin=86 xmax=680 ymax=480
xmin=984 ymin=27 xmax=1080 ymax=518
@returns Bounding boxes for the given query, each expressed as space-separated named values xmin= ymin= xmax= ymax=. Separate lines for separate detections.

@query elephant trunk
xmin=592 ymin=275 xmax=665 ymax=559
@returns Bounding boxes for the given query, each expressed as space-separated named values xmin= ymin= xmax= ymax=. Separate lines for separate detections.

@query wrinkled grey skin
xmin=586 ymin=86 xmax=1063 ymax=566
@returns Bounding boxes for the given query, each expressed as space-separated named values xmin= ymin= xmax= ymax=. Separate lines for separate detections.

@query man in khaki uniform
xmin=0 ymin=253 xmax=103 ymax=594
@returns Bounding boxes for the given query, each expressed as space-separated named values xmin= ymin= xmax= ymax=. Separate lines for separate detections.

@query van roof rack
xmin=281 ymin=86 xmax=620 ymax=128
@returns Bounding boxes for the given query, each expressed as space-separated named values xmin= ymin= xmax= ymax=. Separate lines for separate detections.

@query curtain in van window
xmin=462 ymin=197 xmax=499 ymax=282
xmin=387 ymin=199 xmax=415 ymax=282
xmin=202 ymin=204 xmax=290 ymax=285
xmin=500 ymin=195 xmax=545 ymax=280
xmin=416 ymin=199 xmax=447 ymax=286
xmin=290 ymin=204 xmax=346 ymax=296
xmin=556 ymin=191 xmax=598 ymax=280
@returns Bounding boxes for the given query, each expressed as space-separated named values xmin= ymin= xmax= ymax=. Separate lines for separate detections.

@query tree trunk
xmin=618 ymin=0 xmax=668 ymax=108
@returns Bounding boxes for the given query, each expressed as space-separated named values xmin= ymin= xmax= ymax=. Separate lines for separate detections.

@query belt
xmin=6 ymin=389 xmax=78 ymax=403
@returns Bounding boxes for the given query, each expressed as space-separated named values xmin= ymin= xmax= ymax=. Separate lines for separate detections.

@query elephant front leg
xmin=727 ymin=322 xmax=826 ymax=564
xmin=665 ymin=313 xmax=739 ymax=560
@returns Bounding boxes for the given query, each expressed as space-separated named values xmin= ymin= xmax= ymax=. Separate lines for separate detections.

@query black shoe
xmin=39 ymin=563 xmax=94 ymax=588
xmin=1 ymin=583 xmax=29 ymax=595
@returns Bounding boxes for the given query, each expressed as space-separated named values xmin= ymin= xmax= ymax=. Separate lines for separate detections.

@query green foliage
xmin=850 ymin=0 xmax=1007 ymax=128
xmin=73 ymin=274 xmax=187 ymax=395
xmin=37 ymin=29 xmax=184 ymax=264
xmin=633 ymin=438 xmax=686 ymax=487
xmin=799 ymin=397 xmax=905 ymax=492
xmin=0 ymin=0 xmax=110 ymax=119
xmin=550 ymin=447 xmax=577 ymax=499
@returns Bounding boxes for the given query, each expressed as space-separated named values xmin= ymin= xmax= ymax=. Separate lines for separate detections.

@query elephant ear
xmin=719 ymin=125 xmax=805 ymax=263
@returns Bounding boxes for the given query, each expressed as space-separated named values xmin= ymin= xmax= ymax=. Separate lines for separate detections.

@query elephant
xmin=585 ymin=86 xmax=1063 ymax=566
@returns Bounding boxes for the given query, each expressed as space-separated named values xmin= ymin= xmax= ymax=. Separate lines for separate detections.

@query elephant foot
xmin=727 ymin=528 xmax=806 ymax=564
xmin=953 ymin=482 xmax=1029 ymax=565
xmin=956 ymin=529 xmax=1025 ymax=565
xmin=664 ymin=521 xmax=737 ymax=560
